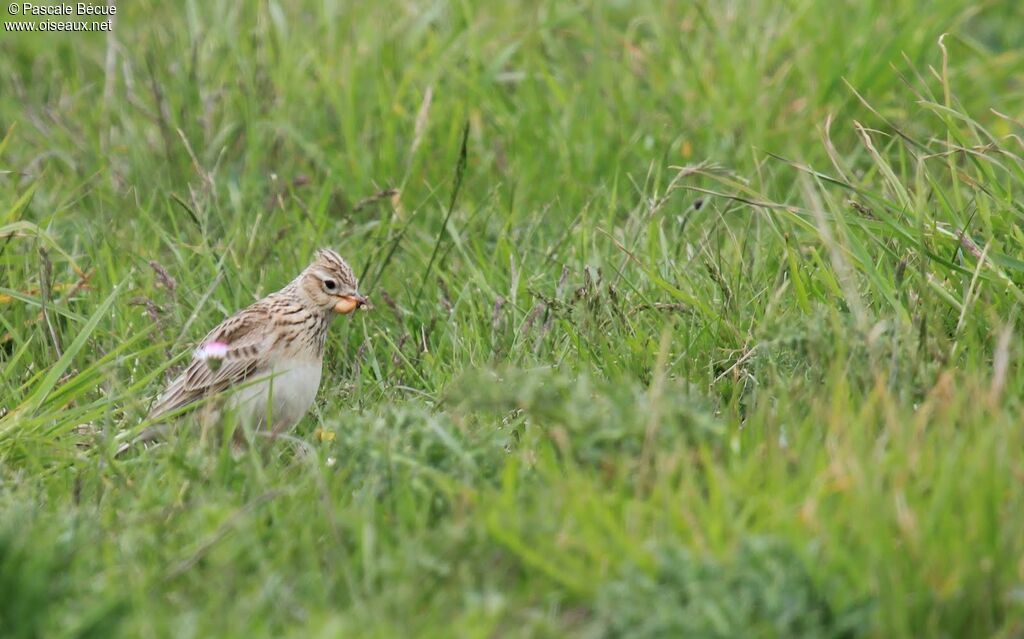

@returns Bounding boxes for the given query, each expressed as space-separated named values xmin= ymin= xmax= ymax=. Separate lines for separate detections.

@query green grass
xmin=2 ymin=0 xmax=1024 ymax=636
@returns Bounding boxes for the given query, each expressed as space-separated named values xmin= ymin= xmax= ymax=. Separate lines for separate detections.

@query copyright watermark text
xmin=6 ymin=2 xmax=115 ymax=33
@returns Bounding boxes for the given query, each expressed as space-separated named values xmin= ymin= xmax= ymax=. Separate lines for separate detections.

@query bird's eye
xmin=323 ymin=279 xmax=337 ymax=291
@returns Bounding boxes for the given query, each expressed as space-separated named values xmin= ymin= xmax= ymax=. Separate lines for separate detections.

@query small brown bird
xmin=119 ymin=248 xmax=369 ymax=454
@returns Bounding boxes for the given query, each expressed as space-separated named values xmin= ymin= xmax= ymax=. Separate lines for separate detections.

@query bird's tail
xmin=114 ymin=423 xmax=168 ymax=457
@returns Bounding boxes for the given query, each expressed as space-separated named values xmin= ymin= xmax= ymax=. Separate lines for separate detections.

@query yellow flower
xmin=315 ymin=427 xmax=335 ymax=442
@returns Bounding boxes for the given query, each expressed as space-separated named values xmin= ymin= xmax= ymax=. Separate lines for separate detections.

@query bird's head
xmin=296 ymin=248 xmax=369 ymax=315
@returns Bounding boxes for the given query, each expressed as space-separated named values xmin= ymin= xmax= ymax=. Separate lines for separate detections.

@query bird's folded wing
xmin=148 ymin=308 xmax=275 ymax=420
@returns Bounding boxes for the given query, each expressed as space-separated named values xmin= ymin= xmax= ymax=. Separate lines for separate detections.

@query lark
xmin=119 ymin=248 xmax=369 ymax=454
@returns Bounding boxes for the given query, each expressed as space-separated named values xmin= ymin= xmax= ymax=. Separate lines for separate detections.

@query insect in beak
xmin=333 ymin=293 xmax=370 ymax=315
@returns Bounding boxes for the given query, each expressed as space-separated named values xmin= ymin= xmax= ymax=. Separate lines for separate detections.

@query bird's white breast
xmin=229 ymin=359 xmax=323 ymax=433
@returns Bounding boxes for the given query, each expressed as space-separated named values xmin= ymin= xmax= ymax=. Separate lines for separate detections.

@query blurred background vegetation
xmin=1 ymin=0 xmax=1023 ymax=636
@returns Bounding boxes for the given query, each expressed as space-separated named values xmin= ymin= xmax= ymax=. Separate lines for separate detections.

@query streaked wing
xmin=148 ymin=303 xmax=276 ymax=419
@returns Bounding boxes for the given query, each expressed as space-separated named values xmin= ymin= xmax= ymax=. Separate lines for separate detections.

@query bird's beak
xmin=334 ymin=293 xmax=370 ymax=315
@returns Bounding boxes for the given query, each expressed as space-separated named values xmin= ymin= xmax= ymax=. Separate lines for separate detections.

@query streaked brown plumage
xmin=119 ymin=248 xmax=368 ymax=454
